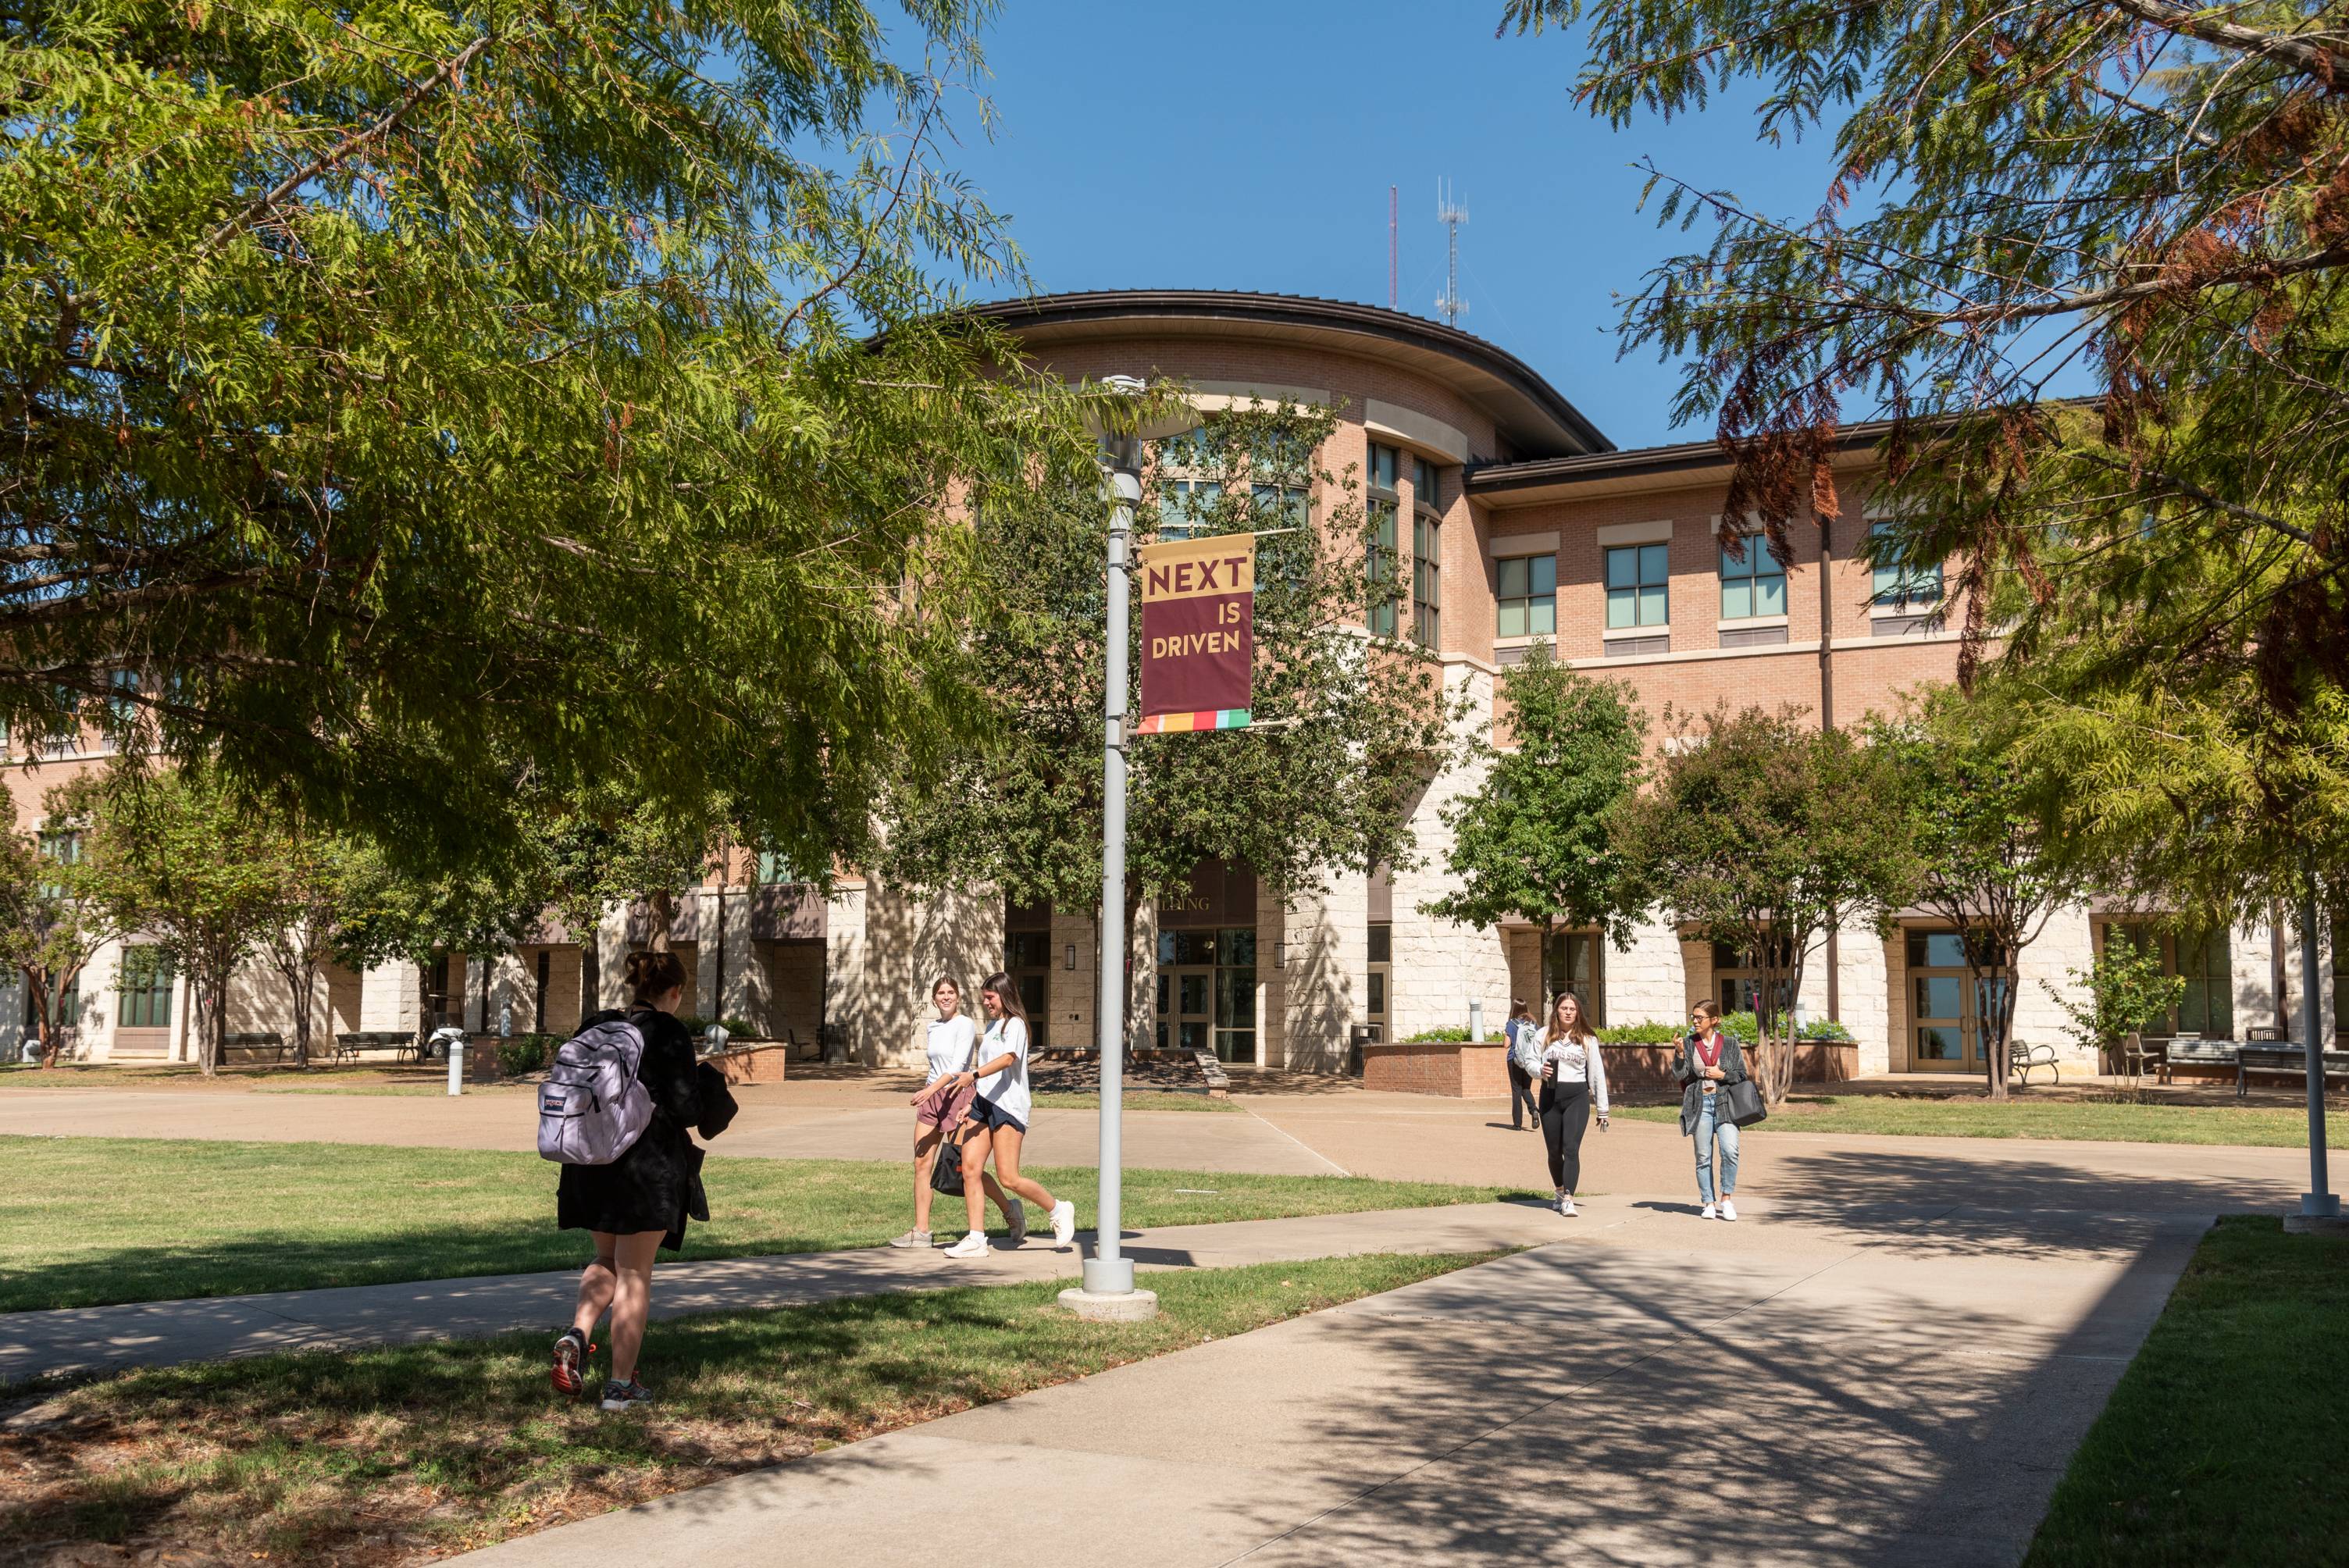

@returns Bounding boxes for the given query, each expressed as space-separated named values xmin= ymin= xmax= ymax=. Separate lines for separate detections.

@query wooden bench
xmin=222 ymin=1031 xmax=287 ymax=1064
xmin=2237 ymin=1044 xmax=2349 ymax=1100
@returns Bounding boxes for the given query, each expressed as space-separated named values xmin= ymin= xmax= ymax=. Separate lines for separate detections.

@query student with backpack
xmin=545 ymin=950 xmax=704 ymax=1413
xmin=936 ymin=972 xmax=1075 ymax=1258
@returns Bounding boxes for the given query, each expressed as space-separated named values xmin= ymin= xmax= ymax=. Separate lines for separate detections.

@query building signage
xmin=1135 ymin=534 xmax=1253 ymax=733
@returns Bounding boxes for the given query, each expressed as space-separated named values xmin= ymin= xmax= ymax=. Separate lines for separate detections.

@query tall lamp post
xmin=1062 ymin=376 xmax=1192 ymax=1322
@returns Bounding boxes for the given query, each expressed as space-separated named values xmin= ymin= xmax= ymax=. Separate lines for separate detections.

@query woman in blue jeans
xmin=1673 ymin=998 xmax=1746 ymax=1221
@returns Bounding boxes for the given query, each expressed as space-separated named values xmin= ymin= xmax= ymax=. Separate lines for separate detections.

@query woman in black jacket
xmin=1674 ymin=998 xmax=1748 ymax=1222
xmin=551 ymin=950 xmax=704 ymax=1412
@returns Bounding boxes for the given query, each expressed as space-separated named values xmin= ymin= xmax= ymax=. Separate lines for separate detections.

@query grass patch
xmin=0 ymin=1250 xmax=1492 ymax=1565
xmin=1609 ymin=1094 xmax=2349 ymax=1147
xmin=1030 ymin=1090 xmax=1237 ymax=1112
xmin=0 ymin=1135 xmax=1520 ymax=1312
xmin=2025 ymin=1217 xmax=2349 ymax=1566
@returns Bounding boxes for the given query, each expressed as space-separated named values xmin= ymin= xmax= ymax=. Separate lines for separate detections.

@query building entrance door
xmin=1157 ymin=966 xmax=1214 ymax=1054
xmin=1906 ymin=930 xmax=2011 ymax=1072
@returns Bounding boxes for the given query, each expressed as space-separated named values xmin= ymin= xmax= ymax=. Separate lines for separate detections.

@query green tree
xmin=0 ymin=0 xmax=1065 ymax=871
xmin=1502 ymin=0 xmax=2349 ymax=696
xmin=1617 ymin=705 xmax=1914 ymax=1103
xmin=881 ymin=399 xmax=1455 ymax=916
xmin=2047 ymin=939 xmax=2187 ymax=1078
xmin=1871 ymin=690 xmax=2095 ymax=1098
xmin=1422 ymin=648 xmax=1645 ymax=1003
xmin=0 ymin=818 xmax=113 ymax=1067
xmin=66 ymin=765 xmax=289 ymax=1076
xmin=255 ymin=825 xmax=381 ymax=1069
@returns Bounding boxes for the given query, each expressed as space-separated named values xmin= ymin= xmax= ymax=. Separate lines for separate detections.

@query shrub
xmin=1596 ymin=1014 xmax=1852 ymax=1046
xmin=496 ymin=1033 xmax=558 ymax=1077
xmin=1596 ymin=1020 xmax=1681 ymax=1046
xmin=1402 ymin=1026 xmax=1473 ymax=1042
xmin=677 ymin=1015 xmax=760 ymax=1042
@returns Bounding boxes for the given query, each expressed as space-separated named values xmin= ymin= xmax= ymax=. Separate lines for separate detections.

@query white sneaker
xmin=1050 ymin=1199 xmax=1076 ymax=1248
xmin=1700 ymin=1203 xmax=1718 ymax=1221
xmin=886 ymin=1228 xmax=931 ymax=1249
xmin=1003 ymin=1199 xmax=1027 ymax=1247
xmin=1553 ymin=1191 xmax=1567 ymax=1214
xmin=1559 ymin=1196 xmax=1577 ymax=1217
xmin=943 ymin=1231 xmax=989 ymax=1260
xmin=1719 ymin=1199 xmax=1738 ymax=1222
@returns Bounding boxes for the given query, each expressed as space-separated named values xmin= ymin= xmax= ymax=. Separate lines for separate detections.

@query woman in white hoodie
xmin=1535 ymin=990 xmax=1609 ymax=1216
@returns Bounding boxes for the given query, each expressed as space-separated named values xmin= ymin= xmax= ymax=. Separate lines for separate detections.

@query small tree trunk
xmin=647 ymin=889 xmax=674 ymax=956
xmin=290 ymin=957 xmax=315 ymax=1070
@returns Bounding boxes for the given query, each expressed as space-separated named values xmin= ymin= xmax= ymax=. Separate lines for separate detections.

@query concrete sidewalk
xmin=0 ymin=1202 xmax=1570 ymax=1383
xmin=458 ymin=1203 xmax=2211 ymax=1568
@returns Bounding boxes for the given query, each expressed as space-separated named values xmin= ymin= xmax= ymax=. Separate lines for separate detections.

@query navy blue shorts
xmin=968 ymin=1096 xmax=1028 ymax=1135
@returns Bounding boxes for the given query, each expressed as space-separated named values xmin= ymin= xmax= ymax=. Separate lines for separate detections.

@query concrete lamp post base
xmin=1058 ymin=1286 xmax=1160 ymax=1323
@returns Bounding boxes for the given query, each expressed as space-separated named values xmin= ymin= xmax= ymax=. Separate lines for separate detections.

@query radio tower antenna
xmin=1371 ymin=186 xmax=1390 ymax=309
xmin=1435 ymin=179 xmax=1468 ymax=327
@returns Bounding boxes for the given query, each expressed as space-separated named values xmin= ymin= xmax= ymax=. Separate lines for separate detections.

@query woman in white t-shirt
xmin=939 ymin=971 xmax=1076 ymax=1258
xmin=890 ymin=976 xmax=1017 ymax=1249
xmin=1535 ymin=990 xmax=1609 ymax=1217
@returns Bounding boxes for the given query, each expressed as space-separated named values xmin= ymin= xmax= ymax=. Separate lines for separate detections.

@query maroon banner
xmin=1135 ymin=535 xmax=1253 ymax=733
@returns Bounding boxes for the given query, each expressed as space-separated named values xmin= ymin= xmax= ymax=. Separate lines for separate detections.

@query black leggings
xmin=1540 ymin=1080 xmax=1591 ymax=1193
xmin=1506 ymin=1060 xmax=1540 ymax=1128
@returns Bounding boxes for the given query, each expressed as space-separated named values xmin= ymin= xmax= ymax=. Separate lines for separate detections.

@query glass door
xmin=1906 ymin=930 xmax=2012 ymax=1072
xmin=1214 ymin=927 xmax=1256 ymax=1064
xmin=1156 ymin=968 xmax=1213 ymax=1053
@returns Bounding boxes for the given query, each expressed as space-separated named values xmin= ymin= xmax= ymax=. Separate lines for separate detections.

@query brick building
xmin=7 ymin=290 xmax=2330 ymax=1073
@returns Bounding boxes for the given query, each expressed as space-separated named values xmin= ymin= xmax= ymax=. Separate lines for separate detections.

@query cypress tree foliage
xmin=879 ymin=399 xmax=1456 ymax=914
xmin=1421 ymin=648 xmax=1645 ymax=1004
xmin=1502 ymin=0 xmax=2349 ymax=698
xmin=0 ymin=0 xmax=1075 ymax=873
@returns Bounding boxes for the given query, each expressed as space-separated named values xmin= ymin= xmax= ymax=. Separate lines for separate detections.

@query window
xmin=1410 ymin=458 xmax=1442 ymax=648
xmin=1153 ymin=926 xmax=1254 ymax=1061
xmin=36 ymin=825 xmax=80 ymax=900
xmin=27 ymin=972 xmax=80 ymax=1031
xmin=1540 ymin=930 xmax=1606 ymax=1026
xmin=533 ymin=951 xmax=551 ymax=1033
xmin=754 ymin=850 xmax=798 ymax=884
xmin=1870 ymin=520 xmax=1943 ymax=610
xmin=1367 ymin=922 xmax=1392 ymax=1028
xmin=1718 ymin=536 xmax=1786 ymax=619
xmin=2102 ymin=923 xmax=2233 ymax=1037
xmin=1367 ymin=443 xmax=1399 ymax=637
xmin=1604 ymin=543 xmax=1669 ymax=629
xmin=116 ymin=946 xmax=175 ymax=1029
xmin=1495 ymin=555 xmax=1557 ymax=639
xmin=1711 ymin=939 xmax=1796 ymax=1027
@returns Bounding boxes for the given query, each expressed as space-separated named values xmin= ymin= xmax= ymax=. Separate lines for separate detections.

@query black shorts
xmin=968 ymin=1096 xmax=1028 ymax=1135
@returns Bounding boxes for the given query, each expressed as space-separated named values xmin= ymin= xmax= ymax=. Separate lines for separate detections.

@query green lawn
xmin=2025 ymin=1217 xmax=2349 ymax=1566
xmin=1030 ymin=1089 xmax=1238 ymax=1112
xmin=0 ymin=1135 xmax=1520 ymax=1312
xmin=1609 ymin=1094 xmax=2349 ymax=1147
xmin=0 ymin=1250 xmax=1493 ymax=1566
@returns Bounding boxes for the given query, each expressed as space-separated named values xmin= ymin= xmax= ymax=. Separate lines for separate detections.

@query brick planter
xmin=1599 ymin=1042 xmax=1861 ymax=1090
xmin=1362 ymin=1039 xmax=1862 ymax=1098
xmin=708 ymin=1043 xmax=790 ymax=1085
xmin=1360 ymin=1040 xmax=1512 ymax=1098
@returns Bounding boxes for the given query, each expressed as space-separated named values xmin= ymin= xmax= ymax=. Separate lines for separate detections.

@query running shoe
xmin=599 ymin=1377 xmax=654 ymax=1413
xmin=551 ymin=1327 xmax=590 ymax=1396
xmin=1050 ymin=1199 xmax=1076 ymax=1248
xmin=1559 ymin=1196 xmax=1577 ymax=1217
xmin=1700 ymin=1202 xmax=1718 ymax=1221
xmin=1719 ymin=1199 xmax=1739 ymax=1222
xmin=943 ymin=1231 xmax=990 ymax=1259
xmin=887 ymin=1229 xmax=932 ymax=1249
xmin=1004 ymin=1199 xmax=1028 ymax=1247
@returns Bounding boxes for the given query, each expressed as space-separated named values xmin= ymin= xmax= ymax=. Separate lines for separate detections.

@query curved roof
xmin=966 ymin=290 xmax=1613 ymax=460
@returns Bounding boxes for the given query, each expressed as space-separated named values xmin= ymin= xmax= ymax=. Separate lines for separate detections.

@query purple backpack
xmin=536 ymin=1017 xmax=654 ymax=1164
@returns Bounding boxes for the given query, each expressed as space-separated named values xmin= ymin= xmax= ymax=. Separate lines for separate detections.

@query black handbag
xmin=1723 ymin=1074 xmax=1769 ymax=1128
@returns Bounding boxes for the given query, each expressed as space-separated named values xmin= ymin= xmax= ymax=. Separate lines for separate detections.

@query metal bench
xmin=2158 ymin=1037 xmax=2237 ymax=1084
xmin=2236 ymin=1044 xmax=2349 ymax=1100
xmin=333 ymin=1030 xmax=420 ymax=1064
xmin=221 ymin=1031 xmax=287 ymax=1064
xmin=2009 ymin=1039 xmax=2060 ymax=1086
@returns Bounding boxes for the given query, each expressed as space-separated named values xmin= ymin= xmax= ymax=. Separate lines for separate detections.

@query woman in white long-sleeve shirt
xmin=1535 ymin=991 xmax=1609 ymax=1217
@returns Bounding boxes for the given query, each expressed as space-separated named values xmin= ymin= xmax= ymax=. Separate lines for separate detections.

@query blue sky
xmin=947 ymin=1 xmax=1839 ymax=451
